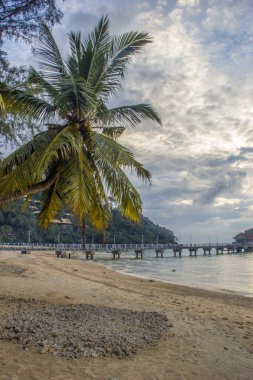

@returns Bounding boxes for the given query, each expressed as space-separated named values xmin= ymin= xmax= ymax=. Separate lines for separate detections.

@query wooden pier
xmin=0 ymin=242 xmax=252 ymax=260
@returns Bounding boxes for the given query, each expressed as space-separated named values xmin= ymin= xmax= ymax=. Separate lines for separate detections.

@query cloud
xmin=178 ymin=0 xmax=200 ymax=7
xmin=169 ymin=199 xmax=193 ymax=206
xmin=213 ymin=197 xmax=240 ymax=207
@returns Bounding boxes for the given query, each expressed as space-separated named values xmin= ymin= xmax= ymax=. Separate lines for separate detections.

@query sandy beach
xmin=0 ymin=250 xmax=252 ymax=380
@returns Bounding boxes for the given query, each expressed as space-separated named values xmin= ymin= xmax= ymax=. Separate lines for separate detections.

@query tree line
xmin=0 ymin=199 xmax=176 ymax=244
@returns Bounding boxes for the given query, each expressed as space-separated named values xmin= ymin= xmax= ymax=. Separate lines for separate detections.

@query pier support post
xmin=227 ymin=247 xmax=234 ymax=254
xmin=55 ymin=250 xmax=66 ymax=258
xmin=85 ymin=250 xmax=95 ymax=260
xmin=56 ymin=250 xmax=61 ymax=258
xmin=173 ymin=249 xmax=182 ymax=257
xmin=155 ymin=248 xmax=164 ymax=258
xmin=135 ymin=249 xmax=144 ymax=259
xmin=112 ymin=249 xmax=121 ymax=259
xmin=203 ymin=247 xmax=211 ymax=256
xmin=216 ymin=247 xmax=223 ymax=255
xmin=189 ymin=248 xmax=198 ymax=256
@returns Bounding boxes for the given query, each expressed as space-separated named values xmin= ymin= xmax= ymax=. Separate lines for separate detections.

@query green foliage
xmin=0 ymin=1 xmax=62 ymax=48
xmin=0 ymin=60 xmax=41 ymax=144
xmin=0 ymin=0 xmax=62 ymax=143
xmin=0 ymin=200 xmax=175 ymax=244
xmin=103 ymin=208 xmax=175 ymax=244
xmin=245 ymin=228 xmax=253 ymax=235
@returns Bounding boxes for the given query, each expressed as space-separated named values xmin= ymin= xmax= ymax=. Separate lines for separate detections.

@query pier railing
xmin=0 ymin=242 xmax=178 ymax=251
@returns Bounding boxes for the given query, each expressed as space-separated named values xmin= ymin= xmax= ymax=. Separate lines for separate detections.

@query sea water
xmin=96 ymin=250 xmax=253 ymax=297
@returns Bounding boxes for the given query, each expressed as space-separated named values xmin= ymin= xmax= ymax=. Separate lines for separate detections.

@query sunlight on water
xmin=97 ymin=250 xmax=253 ymax=297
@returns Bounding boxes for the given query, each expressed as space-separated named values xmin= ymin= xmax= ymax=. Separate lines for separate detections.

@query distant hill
xmin=0 ymin=200 xmax=176 ymax=244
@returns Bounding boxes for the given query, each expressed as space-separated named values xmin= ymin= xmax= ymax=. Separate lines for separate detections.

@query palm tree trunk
xmin=81 ymin=216 xmax=86 ymax=251
xmin=0 ymin=173 xmax=57 ymax=206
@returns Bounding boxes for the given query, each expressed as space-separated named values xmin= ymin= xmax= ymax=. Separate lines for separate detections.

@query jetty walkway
xmin=0 ymin=242 xmax=252 ymax=259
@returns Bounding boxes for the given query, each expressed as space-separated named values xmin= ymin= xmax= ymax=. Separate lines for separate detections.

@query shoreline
xmin=0 ymin=250 xmax=252 ymax=380
xmin=94 ymin=256 xmax=253 ymax=299
xmin=95 ymin=260 xmax=252 ymax=298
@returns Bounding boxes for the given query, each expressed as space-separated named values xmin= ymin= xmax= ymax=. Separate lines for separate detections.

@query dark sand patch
xmin=0 ymin=298 xmax=169 ymax=359
xmin=0 ymin=262 xmax=26 ymax=275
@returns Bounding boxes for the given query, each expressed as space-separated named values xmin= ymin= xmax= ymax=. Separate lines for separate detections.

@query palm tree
xmin=0 ymin=16 xmax=161 ymax=238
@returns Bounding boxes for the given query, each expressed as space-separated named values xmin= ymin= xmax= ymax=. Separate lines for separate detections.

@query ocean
xmin=96 ymin=249 xmax=253 ymax=297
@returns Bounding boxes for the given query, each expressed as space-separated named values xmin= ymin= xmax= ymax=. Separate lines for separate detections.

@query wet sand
xmin=0 ymin=250 xmax=252 ymax=380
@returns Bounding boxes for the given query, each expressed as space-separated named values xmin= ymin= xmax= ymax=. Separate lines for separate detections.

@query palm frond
xmin=110 ymin=30 xmax=152 ymax=60
xmin=34 ymin=126 xmax=84 ymax=175
xmin=0 ymin=131 xmax=56 ymax=197
xmin=58 ymin=75 xmax=98 ymax=119
xmin=114 ymin=168 xmax=143 ymax=222
xmin=102 ymin=126 xmax=125 ymax=140
xmin=28 ymin=67 xmax=59 ymax=99
xmin=0 ymin=153 xmax=37 ymax=197
xmin=66 ymin=17 xmax=111 ymax=100
xmin=104 ymin=104 xmax=162 ymax=126
xmin=88 ymin=197 xmax=111 ymax=231
xmin=67 ymin=31 xmax=83 ymax=75
xmin=0 ymin=82 xmax=56 ymax=122
xmin=39 ymin=178 xmax=63 ymax=228
xmin=57 ymin=148 xmax=95 ymax=222
xmin=34 ymin=23 xmax=67 ymax=82
xmin=84 ymin=16 xmax=111 ymax=87
xmin=92 ymin=132 xmax=151 ymax=183
xmin=0 ymin=131 xmax=56 ymax=175
xmin=95 ymin=156 xmax=143 ymax=222
xmin=90 ymin=15 xmax=110 ymax=50
xmin=93 ymin=31 xmax=152 ymax=97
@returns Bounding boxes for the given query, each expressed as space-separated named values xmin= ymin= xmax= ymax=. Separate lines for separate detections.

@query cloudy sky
xmin=5 ymin=0 xmax=253 ymax=243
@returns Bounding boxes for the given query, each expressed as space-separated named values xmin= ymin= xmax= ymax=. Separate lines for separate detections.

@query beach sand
xmin=0 ymin=250 xmax=252 ymax=380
